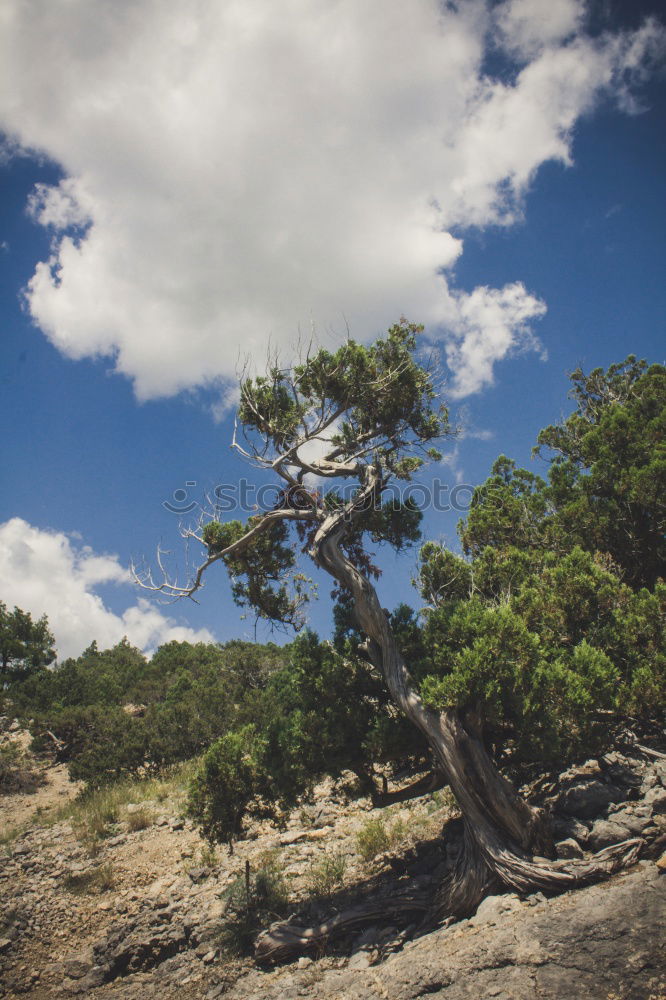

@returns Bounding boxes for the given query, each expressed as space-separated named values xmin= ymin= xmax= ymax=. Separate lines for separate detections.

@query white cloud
xmin=0 ymin=518 xmax=214 ymax=659
xmin=446 ymin=282 xmax=548 ymax=398
xmin=495 ymin=0 xmax=584 ymax=60
xmin=26 ymin=177 xmax=93 ymax=230
xmin=0 ymin=1 xmax=663 ymax=400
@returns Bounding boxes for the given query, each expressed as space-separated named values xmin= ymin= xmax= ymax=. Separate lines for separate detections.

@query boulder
xmin=587 ymin=819 xmax=634 ymax=851
xmin=556 ymin=778 xmax=625 ymax=819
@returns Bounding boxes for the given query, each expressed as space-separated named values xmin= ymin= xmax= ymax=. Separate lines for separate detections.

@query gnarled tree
xmin=136 ymin=322 xmax=642 ymax=961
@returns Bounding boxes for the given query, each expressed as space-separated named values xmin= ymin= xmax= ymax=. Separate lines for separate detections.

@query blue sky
xmin=1 ymin=0 xmax=664 ymax=658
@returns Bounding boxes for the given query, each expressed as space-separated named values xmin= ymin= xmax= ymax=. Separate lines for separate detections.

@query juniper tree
xmin=137 ymin=322 xmax=643 ymax=960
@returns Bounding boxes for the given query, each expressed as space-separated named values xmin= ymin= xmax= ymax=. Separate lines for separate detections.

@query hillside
xmin=1 ymin=720 xmax=665 ymax=1000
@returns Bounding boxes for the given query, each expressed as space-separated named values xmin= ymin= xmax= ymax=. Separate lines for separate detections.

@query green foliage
xmin=0 ymin=603 xmax=55 ymax=684
xmin=355 ymin=814 xmax=407 ymax=863
xmin=306 ymin=850 xmax=348 ymax=898
xmin=187 ymin=726 xmax=268 ymax=845
xmin=202 ymin=519 xmax=245 ymax=553
xmin=355 ymin=815 xmax=391 ymax=861
xmin=17 ymin=638 xmax=286 ymax=790
xmin=419 ymin=544 xmax=664 ymax=767
xmin=416 ymin=357 xmax=664 ymax=771
xmin=218 ymin=852 xmax=290 ymax=956
xmin=186 ymin=631 xmax=406 ymax=844
xmin=203 ymin=517 xmax=309 ymax=627
xmin=239 ymin=319 xmax=449 ymax=475
xmin=463 ymin=357 xmax=665 ymax=588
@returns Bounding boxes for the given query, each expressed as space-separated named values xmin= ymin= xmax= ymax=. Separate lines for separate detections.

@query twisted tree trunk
xmin=255 ymin=468 xmax=642 ymax=962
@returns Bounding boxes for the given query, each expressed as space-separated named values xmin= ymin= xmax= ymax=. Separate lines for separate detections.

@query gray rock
xmin=63 ymin=955 xmax=92 ymax=979
xmin=188 ymin=867 xmax=210 ymax=883
xmin=551 ymin=814 xmax=590 ymax=843
xmin=470 ymin=893 xmax=522 ymax=926
xmin=645 ymin=786 xmax=666 ymax=814
xmin=606 ymin=802 xmax=653 ymax=835
xmin=587 ymin=818 xmax=634 ymax=851
xmin=555 ymin=838 xmax=584 ymax=859
xmin=557 ymin=779 xmax=625 ymax=819
xmin=348 ymin=949 xmax=375 ymax=969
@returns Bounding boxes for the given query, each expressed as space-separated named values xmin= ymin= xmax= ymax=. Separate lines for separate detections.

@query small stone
xmin=471 ymin=893 xmax=522 ymax=925
xmin=348 ymin=950 xmax=373 ymax=969
xmin=188 ymin=867 xmax=210 ymax=883
xmin=655 ymin=851 xmax=666 ymax=871
xmin=0 ymin=938 xmax=12 ymax=954
xmin=646 ymin=786 xmax=666 ymax=814
xmin=555 ymin=838 xmax=584 ymax=860
xmin=63 ymin=957 xmax=92 ymax=980
xmin=106 ymin=835 xmax=126 ymax=848
xmin=279 ymin=830 xmax=309 ymax=845
xmin=206 ymin=986 xmax=226 ymax=999
xmin=307 ymin=826 xmax=334 ymax=840
xmin=298 ymin=956 xmax=313 ymax=968
xmin=587 ymin=818 xmax=633 ymax=852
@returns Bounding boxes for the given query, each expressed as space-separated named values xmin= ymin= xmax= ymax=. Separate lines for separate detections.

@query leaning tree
xmin=137 ymin=320 xmax=641 ymax=960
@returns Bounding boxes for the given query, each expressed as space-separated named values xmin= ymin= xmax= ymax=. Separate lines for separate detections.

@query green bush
xmin=0 ymin=743 xmax=44 ymax=795
xmin=306 ymin=850 xmax=348 ymax=897
xmin=187 ymin=726 xmax=268 ymax=846
xmin=218 ymin=852 xmax=290 ymax=955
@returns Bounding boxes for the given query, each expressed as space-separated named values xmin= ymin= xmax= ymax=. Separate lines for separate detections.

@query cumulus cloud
xmin=446 ymin=282 xmax=548 ymax=398
xmin=495 ymin=0 xmax=584 ymax=59
xmin=0 ymin=0 xmax=663 ymax=399
xmin=0 ymin=518 xmax=215 ymax=659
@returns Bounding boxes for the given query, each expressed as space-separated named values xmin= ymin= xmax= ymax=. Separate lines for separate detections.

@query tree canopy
xmin=0 ymin=602 xmax=55 ymax=684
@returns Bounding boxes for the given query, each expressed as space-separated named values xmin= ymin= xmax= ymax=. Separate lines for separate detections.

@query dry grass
xmin=43 ymin=760 xmax=197 ymax=850
xmin=63 ymin=862 xmax=115 ymax=895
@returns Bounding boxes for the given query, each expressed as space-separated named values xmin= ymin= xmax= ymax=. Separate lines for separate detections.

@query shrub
xmin=0 ymin=743 xmax=44 ymax=795
xmin=63 ymin=863 xmax=115 ymax=895
xmin=126 ymin=806 xmax=153 ymax=832
xmin=306 ymin=850 xmax=348 ymax=897
xmin=356 ymin=814 xmax=409 ymax=863
xmin=187 ymin=726 xmax=268 ymax=846
xmin=218 ymin=852 xmax=290 ymax=955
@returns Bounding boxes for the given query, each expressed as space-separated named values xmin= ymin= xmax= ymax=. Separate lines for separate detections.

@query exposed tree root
xmin=254 ymin=890 xmax=431 ymax=964
xmin=254 ymin=836 xmax=643 ymax=964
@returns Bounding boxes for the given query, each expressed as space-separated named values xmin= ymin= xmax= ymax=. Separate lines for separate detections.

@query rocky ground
xmin=1 ymin=722 xmax=665 ymax=1000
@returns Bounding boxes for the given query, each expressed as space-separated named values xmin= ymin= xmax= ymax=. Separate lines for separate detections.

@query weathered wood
xmin=255 ymin=890 xmax=430 ymax=964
